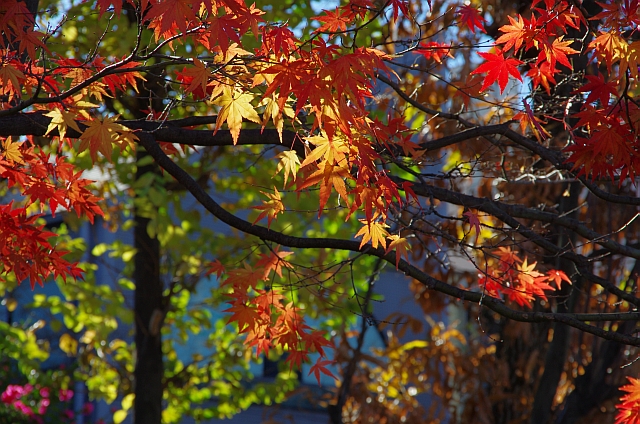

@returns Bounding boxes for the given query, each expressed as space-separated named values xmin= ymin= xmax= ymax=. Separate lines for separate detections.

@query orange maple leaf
xmin=415 ymin=42 xmax=453 ymax=63
xmin=0 ymin=62 xmax=25 ymax=101
xmin=223 ymin=301 xmax=260 ymax=333
xmin=297 ymin=162 xmax=352 ymax=215
xmin=526 ymin=61 xmax=558 ymax=95
xmin=205 ymin=259 xmax=225 ymax=278
xmin=79 ymin=116 xmax=137 ymax=162
xmin=616 ymin=377 xmax=640 ymax=424
xmin=546 ymin=269 xmax=572 ymax=289
xmin=312 ymin=8 xmax=350 ymax=33
xmin=385 ymin=234 xmax=411 ymax=268
xmin=589 ymin=31 xmax=627 ymax=71
xmin=620 ymin=40 xmax=640 ymax=79
xmin=256 ymin=246 xmax=294 ymax=279
xmin=178 ymin=58 xmax=210 ymax=95
xmin=300 ymin=132 xmax=349 ymax=169
xmin=513 ymin=102 xmax=551 ymax=141
xmin=496 ymin=14 xmax=534 ymax=53
xmin=540 ymin=37 xmax=579 ymax=70
xmin=222 ymin=264 xmax=265 ymax=291
xmin=253 ymin=187 xmax=285 ymax=227
xmin=144 ymin=0 xmax=198 ymax=37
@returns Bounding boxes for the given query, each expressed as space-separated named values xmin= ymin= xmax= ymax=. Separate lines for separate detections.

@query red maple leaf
xmin=415 ymin=42 xmax=453 ymax=63
xmin=144 ymin=0 xmax=198 ymax=37
xmin=200 ymin=15 xmax=241 ymax=53
xmin=260 ymin=25 xmax=298 ymax=60
xmin=574 ymin=74 xmax=618 ymax=106
xmin=546 ymin=270 xmax=572 ymax=289
xmin=526 ymin=61 xmax=558 ymax=95
xmin=457 ymin=5 xmax=486 ymax=33
xmin=463 ymin=210 xmax=481 ymax=242
xmin=471 ymin=48 xmax=523 ymax=93
xmin=308 ymin=359 xmax=337 ymax=385
xmin=539 ymin=37 xmax=579 ymax=70
xmin=387 ymin=0 xmax=411 ymax=21
xmin=285 ymin=349 xmax=310 ymax=370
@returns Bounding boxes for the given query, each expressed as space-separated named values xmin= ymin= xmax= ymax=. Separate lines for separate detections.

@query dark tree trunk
xmin=133 ymin=149 xmax=163 ymax=424
xmin=530 ymin=183 xmax=580 ymax=424
xmin=530 ymin=2 xmax=608 ymax=421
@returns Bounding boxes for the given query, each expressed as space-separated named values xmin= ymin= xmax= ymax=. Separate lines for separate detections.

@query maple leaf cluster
xmin=471 ymin=0 xmax=640 ymax=181
xmin=472 ymin=0 xmax=581 ymax=94
xmin=214 ymin=249 xmax=335 ymax=384
xmin=479 ymin=247 xmax=571 ymax=309
xmin=617 ymin=377 xmax=640 ymax=424
xmin=0 ymin=137 xmax=99 ymax=286
xmin=0 ymin=0 xmax=147 ymax=287
xmin=3 ymin=0 xmax=640 ymax=416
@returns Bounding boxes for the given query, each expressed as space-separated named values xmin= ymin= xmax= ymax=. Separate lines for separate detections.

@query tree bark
xmin=133 ymin=149 xmax=163 ymax=424
xmin=530 ymin=183 xmax=580 ymax=424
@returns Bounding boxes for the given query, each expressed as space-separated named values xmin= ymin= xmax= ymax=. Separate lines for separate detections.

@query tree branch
xmin=136 ymin=132 xmax=640 ymax=346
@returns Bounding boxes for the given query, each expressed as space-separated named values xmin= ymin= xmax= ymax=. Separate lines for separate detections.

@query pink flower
xmin=37 ymin=397 xmax=50 ymax=415
xmin=13 ymin=400 xmax=33 ymax=416
xmin=39 ymin=387 xmax=50 ymax=398
xmin=58 ymin=388 xmax=74 ymax=402
xmin=82 ymin=402 xmax=94 ymax=415
xmin=1 ymin=385 xmax=26 ymax=403
xmin=62 ymin=409 xmax=75 ymax=419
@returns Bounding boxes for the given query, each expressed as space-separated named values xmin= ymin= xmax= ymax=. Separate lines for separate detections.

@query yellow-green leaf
xmin=59 ymin=333 xmax=78 ymax=356
xmin=121 ymin=393 xmax=135 ymax=411
xmin=113 ymin=410 xmax=127 ymax=424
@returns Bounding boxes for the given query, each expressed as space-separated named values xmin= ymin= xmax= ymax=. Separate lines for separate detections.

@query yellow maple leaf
xmin=620 ymin=40 xmax=640 ymax=80
xmin=212 ymin=90 xmax=261 ymax=144
xmin=355 ymin=219 xmax=389 ymax=250
xmin=301 ymin=131 xmax=349 ymax=168
xmin=260 ymin=95 xmax=284 ymax=141
xmin=275 ymin=150 xmax=300 ymax=187
xmin=44 ymin=108 xmax=82 ymax=140
xmin=1 ymin=136 xmax=24 ymax=165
